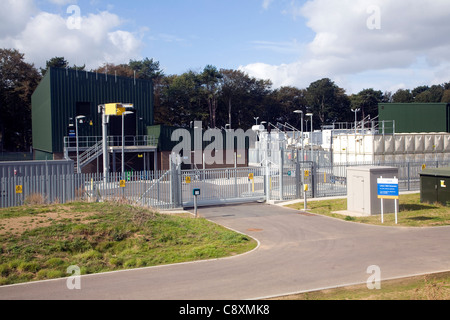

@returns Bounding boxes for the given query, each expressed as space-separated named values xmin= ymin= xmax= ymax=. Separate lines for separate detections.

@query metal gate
xmin=180 ymin=167 xmax=266 ymax=207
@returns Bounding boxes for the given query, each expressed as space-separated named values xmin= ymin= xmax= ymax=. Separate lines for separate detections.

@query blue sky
xmin=1 ymin=0 xmax=450 ymax=94
xmin=51 ymin=0 xmax=314 ymax=75
xmin=59 ymin=0 xmax=313 ymax=74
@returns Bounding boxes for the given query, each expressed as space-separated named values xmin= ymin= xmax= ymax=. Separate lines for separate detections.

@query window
xmin=76 ymin=102 xmax=91 ymax=117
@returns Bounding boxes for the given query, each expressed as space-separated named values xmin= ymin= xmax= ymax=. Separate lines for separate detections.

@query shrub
xmin=0 ymin=263 xmax=9 ymax=277
xmin=108 ymin=257 xmax=123 ymax=267
xmin=17 ymin=261 xmax=39 ymax=273
xmin=46 ymin=258 xmax=65 ymax=268
xmin=24 ymin=194 xmax=46 ymax=206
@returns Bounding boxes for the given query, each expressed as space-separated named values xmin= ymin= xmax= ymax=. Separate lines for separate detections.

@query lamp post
xmin=75 ymin=115 xmax=86 ymax=174
xmin=352 ymin=108 xmax=360 ymax=135
xmin=306 ymin=113 xmax=313 ymax=163
xmin=122 ymin=110 xmax=134 ymax=179
xmin=294 ymin=110 xmax=304 ymax=161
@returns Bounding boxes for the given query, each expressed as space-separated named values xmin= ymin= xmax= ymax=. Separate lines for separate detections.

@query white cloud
xmin=47 ymin=0 xmax=77 ymax=5
xmin=0 ymin=0 xmax=37 ymax=38
xmin=262 ymin=0 xmax=274 ymax=10
xmin=241 ymin=0 xmax=450 ymax=93
xmin=0 ymin=0 xmax=144 ymax=70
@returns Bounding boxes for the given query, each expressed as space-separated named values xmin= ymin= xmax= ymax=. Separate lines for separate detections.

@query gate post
xmin=234 ymin=152 xmax=238 ymax=198
xmin=295 ymin=150 xmax=301 ymax=199
xmin=177 ymin=161 xmax=182 ymax=207
xmin=279 ymin=149 xmax=284 ymax=201
xmin=265 ymin=158 xmax=270 ymax=203
xmin=169 ymin=154 xmax=173 ymax=205
xmin=169 ymin=153 xmax=182 ymax=207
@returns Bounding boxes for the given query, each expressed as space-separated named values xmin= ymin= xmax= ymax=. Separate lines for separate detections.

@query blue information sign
xmin=377 ymin=178 xmax=399 ymax=199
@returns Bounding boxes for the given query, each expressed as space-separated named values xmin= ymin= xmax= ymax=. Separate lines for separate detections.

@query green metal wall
xmin=147 ymin=125 xmax=253 ymax=152
xmin=148 ymin=125 xmax=194 ymax=151
xmin=31 ymin=73 xmax=53 ymax=154
xmin=378 ymin=103 xmax=450 ymax=133
xmin=32 ymin=67 xmax=154 ymax=155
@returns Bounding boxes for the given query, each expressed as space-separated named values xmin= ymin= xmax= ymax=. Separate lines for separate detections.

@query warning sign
xmin=16 ymin=185 xmax=23 ymax=194
xmin=119 ymin=180 xmax=126 ymax=188
xmin=248 ymin=173 xmax=254 ymax=180
xmin=185 ymin=176 xmax=192 ymax=184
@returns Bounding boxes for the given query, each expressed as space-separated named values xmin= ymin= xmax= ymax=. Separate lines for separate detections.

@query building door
xmin=352 ymin=175 xmax=365 ymax=213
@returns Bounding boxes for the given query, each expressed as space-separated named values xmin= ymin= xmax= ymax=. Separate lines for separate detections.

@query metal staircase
xmin=67 ymin=140 xmax=103 ymax=172
xmin=78 ymin=140 xmax=103 ymax=170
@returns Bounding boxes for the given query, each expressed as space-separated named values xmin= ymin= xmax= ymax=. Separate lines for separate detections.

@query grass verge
xmin=286 ymin=193 xmax=450 ymax=227
xmin=0 ymin=202 xmax=257 ymax=286
xmin=269 ymin=271 xmax=450 ymax=300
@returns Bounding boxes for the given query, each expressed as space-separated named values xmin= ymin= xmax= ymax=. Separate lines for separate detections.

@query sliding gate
xmin=180 ymin=167 xmax=266 ymax=207
xmin=179 ymin=164 xmax=312 ymax=208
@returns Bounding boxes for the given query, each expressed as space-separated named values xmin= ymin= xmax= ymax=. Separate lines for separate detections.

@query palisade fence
xmin=1 ymin=158 xmax=450 ymax=210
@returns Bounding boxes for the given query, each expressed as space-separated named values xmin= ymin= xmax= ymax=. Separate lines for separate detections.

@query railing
xmin=78 ymin=140 xmax=103 ymax=169
xmin=64 ymin=136 xmax=158 ymax=150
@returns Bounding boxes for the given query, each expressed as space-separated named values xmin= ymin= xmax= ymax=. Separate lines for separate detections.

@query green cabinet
xmin=420 ymin=168 xmax=450 ymax=205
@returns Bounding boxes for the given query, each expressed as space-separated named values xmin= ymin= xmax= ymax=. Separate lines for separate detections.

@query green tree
xmin=442 ymin=89 xmax=450 ymax=103
xmin=268 ymin=86 xmax=307 ymax=127
xmin=0 ymin=48 xmax=41 ymax=151
xmin=155 ymin=71 xmax=206 ymax=128
xmin=129 ymin=58 xmax=164 ymax=80
xmin=93 ymin=62 xmax=134 ymax=78
xmin=412 ymin=85 xmax=429 ymax=99
xmin=305 ymin=78 xmax=351 ymax=129
xmin=92 ymin=58 xmax=164 ymax=80
xmin=40 ymin=56 xmax=85 ymax=76
xmin=392 ymin=89 xmax=413 ymax=103
xmin=237 ymin=77 xmax=272 ymax=129
xmin=219 ymin=69 xmax=272 ymax=129
xmin=414 ymin=85 xmax=444 ymax=103
xmin=220 ymin=69 xmax=248 ymax=129
xmin=350 ymin=88 xmax=384 ymax=120
xmin=201 ymin=65 xmax=223 ymax=129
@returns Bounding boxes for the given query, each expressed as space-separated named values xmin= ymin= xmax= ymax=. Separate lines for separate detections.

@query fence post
xmin=407 ymin=162 xmax=411 ymax=191
xmin=311 ymin=162 xmax=316 ymax=199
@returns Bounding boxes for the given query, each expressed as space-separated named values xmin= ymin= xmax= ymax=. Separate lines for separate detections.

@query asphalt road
xmin=0 ymin=203 xmax=449 ymax=300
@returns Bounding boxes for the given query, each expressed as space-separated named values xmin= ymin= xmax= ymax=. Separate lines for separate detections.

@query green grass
xmin=0 ymin=202 xmax=257 ymax=286
xmin=271 ymin=272 xmax=450 ymax=300
xmin=287 ymin=193 xmax=450 ymax=227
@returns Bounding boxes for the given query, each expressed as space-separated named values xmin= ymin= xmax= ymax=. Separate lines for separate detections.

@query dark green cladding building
xmin=378 ymin=103 xmax=450 ymax=134
xmin=32 ymin=67 xmax=154 ymax=160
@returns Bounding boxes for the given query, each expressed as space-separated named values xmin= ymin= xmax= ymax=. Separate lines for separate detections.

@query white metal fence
xmin=2 ymin=159 xmax=450 ymax=210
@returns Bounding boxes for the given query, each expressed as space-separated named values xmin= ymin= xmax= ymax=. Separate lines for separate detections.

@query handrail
xmin=79 ymin=140 xmax=102 ymax=162
xmin=79 ymin=140 xmax=103 ymax=168
xmin=64 ymin=135 xmax=159 ymax=149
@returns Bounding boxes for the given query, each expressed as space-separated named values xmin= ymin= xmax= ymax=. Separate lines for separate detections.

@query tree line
xmin=1 ymin=48 xmax=449 ymax=151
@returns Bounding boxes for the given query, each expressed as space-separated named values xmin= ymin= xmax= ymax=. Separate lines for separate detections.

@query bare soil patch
xmin=0 ymin=209 xmax=95 ymax=236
